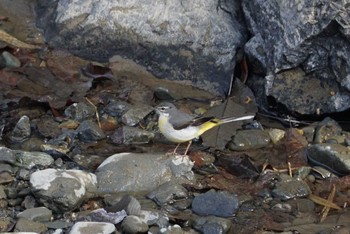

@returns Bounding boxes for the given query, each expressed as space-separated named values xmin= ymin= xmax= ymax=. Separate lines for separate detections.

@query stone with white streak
xmin=30 ymin=169 xmax=97 ymax=212
xmin=69 ymin=221 xmax=115 ymax=234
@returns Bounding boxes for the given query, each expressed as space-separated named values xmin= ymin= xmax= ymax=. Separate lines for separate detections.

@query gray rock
xmin=147 ymin=181 xmax=189 ymax=206
xmin=191 ymin=189 xmax=239 ymax=217
xmin=17 ymin=207 xmax=52 ymax=222
xmin=168 ymin=155 xmax=194 ymax=180
xmin=13 ymin=150 xmax=54 ymax=169
xmin=69 ymin=221 xmax=115 ymax=234
xmin=121 ymin=106 xmax=154 ymax=127
xmin=9 ymin=115 xmax=31 ymax=143
xmin=0 ymin=147 xmax=16 ymax=165
xmin=110 ymin=126 xmax=154 ymax=145
xmin=77 ymin=120 xmax=106 ymax=142
xmin=0 ymin=185 xmax=6 ymax=199
xmin=272 ymin=175 xmax=311 ymax=201
xmin=121 ymin=215 xmax=149 ymax=234
xmin=0 ymin=163 xmax=14 ymax=173
xmin=103 ymin=100 xmax=130 ymax=118
xmin=243 ymin=0 xmax=350 ymax=114
xmin=14 ymin=218 xmax=48 ymax=233
xmin=306 ymin=143 xmax=350 ymax=176
xmin=228 ymin=129 xmax=271 ymax=151
xmin=36 ymin=0 xmax=247 ymax=96
xmin=30 ymin=169 xmax=97 ymax=212
xmin=17 ymin=168 xmax=31 ymax=180
xmin=193 ymin=216 xmax=232 ymax=234
xmin=96 ymin=153 xmax=193 ymax=193
xmin=64 ymin=102 xmax=95 ymax=122
xmin=0 ymin=172 xmax=14 ymax=184
xmin=2 ymin=51 xmax=21 ymax=68
xmin=314 ymin=117 xmax=343 ymax=144
xmin=138 ymin=210 xmax=169 ymax=228
xmin=21 ymin=195 xmax=37 ymax=209
xmin=36 ymin=116 xmax=62 ymax=138
xmin=44 ymin=220 xmax=73 ymax=229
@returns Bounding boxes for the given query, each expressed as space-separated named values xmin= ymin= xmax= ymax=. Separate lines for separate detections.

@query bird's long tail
xmin=218 ymin=115 xmax=255 ymax=124
xmin=197 ymin=115 xmax=255 ymax=135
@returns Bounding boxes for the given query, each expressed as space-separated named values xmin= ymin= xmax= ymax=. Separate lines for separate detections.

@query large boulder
xmin=35 ymin=0 xmax=248 ymax=96
xmin=243 ymin=0 xmax=350 ymax=114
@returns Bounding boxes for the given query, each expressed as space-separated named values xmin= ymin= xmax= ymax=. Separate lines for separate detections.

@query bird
xmin=155 ymin=102 xmax=255 ymax=155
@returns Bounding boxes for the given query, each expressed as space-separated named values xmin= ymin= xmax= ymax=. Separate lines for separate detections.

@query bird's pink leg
xmin=183 ymin=141 xmax=192 ymax=155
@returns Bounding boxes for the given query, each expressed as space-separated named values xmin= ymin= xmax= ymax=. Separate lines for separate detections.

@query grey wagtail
xmin=155 ymin=102 xmax=255 ymax=155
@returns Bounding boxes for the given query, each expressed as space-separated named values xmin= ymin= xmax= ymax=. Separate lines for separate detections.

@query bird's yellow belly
xmin=158 ymin=116 xmax=199 ymax=143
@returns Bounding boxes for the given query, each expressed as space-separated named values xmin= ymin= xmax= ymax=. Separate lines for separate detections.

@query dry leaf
xmin=309 ymin=194 xmax=342 ymax=210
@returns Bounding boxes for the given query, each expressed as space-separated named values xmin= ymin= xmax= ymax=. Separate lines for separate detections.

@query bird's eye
xmin=160 ymin=107 xmax=166 ymax=111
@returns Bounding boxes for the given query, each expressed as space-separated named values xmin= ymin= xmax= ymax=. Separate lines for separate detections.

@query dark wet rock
xmin=64 ymin=102 xmax=95 ymax=122
xmin=17 ymin=168 xmax=31 ymax=180
xmin=154 ymin=87 xmax=175 ymax=101
xmin=147 ymin=181 xmax=189 ymax=206
xmin=30 ymin=169 xmax=97 ymax=212
xmin=306 ymin=143 xmax=350 ymax=176
xmin=13 ymin=150 xmax=54 ymax=169
xmin=314 ymin=118 xmax=343 ymax=144
xmin=20 ymin=137 xmax=44 ymax=152
xmin=0 ymin=163 xmax=14 ymax=173
xmin=14 ymin=218 xmax=48 ymax=233
xmin=1 ymin=51 xmax=21 ymax=68
xmin=110 ymin=126 xmax=154 ymax=145
xmin=193 ymin=216 xmax=232 ymax=234
xmin=0 ymin=147 xmax=16 ymax=165
xmin=72 ymin=154 xmax=105 ymax=170
xmin=227 ymin=129 xmax=271 ymax=151
xmin=121 ymin=215 xmax=149 ymax=234
xmin=44 ymin=220 xmax=74 ymax=229
xmin=272 ymin=175 xmax=311 ymax=201
xmin=77 ymin=120 xmax=106 ymax=142
xmin=290 ymin=198 xmax=315 ymax=214
xmin=17 ymin=207 xmax=52 ymax=222
xmin=21 ymin=195 xmax=37 ymax=209
xmin=218 ymin=154 xmax=259 ymax=179
xmin=293 ymin=167 xmax=311 ymax=180
xmin=121 ymin=106 xmax=153 ymax=127
xmin=271 ymin=203 xmax=292 ymax=213
xmin=69 ymin=221 xmax=116 ymax=234
xmin=36 ymin=0 xmax=247 ymax=96
xmin=0 ymin=54 xmax=6 ymax=69
xmin=105 ymin=195 xmax=142 ymax=216
xmin=36 ymin=116 xmax=61 ymax=138
xmin=312 ymin=166 xmax=336 ymax=179
xmin=4 ymin=187 xmax=17 ymax=199
xmin=8 ymin=197 xmax=22 ymax=206
xmin=243 ymin=1 xmax=350 ymax=114
xmin=96 ymin=153 xmax=193 ymax=193
xmin=8 ymin=115 xmax=31 ymax=143
xmin=192 ymin=189 xmax=239 ymax=217
xmin=103 ymin=100 xmax=130 ymax=118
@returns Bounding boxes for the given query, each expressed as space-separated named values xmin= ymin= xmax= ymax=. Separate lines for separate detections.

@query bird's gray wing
xmin=168 ymin=111 xmax=195 ymax=130
xmin=170 ymin=113 xmax=215 ymax=130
